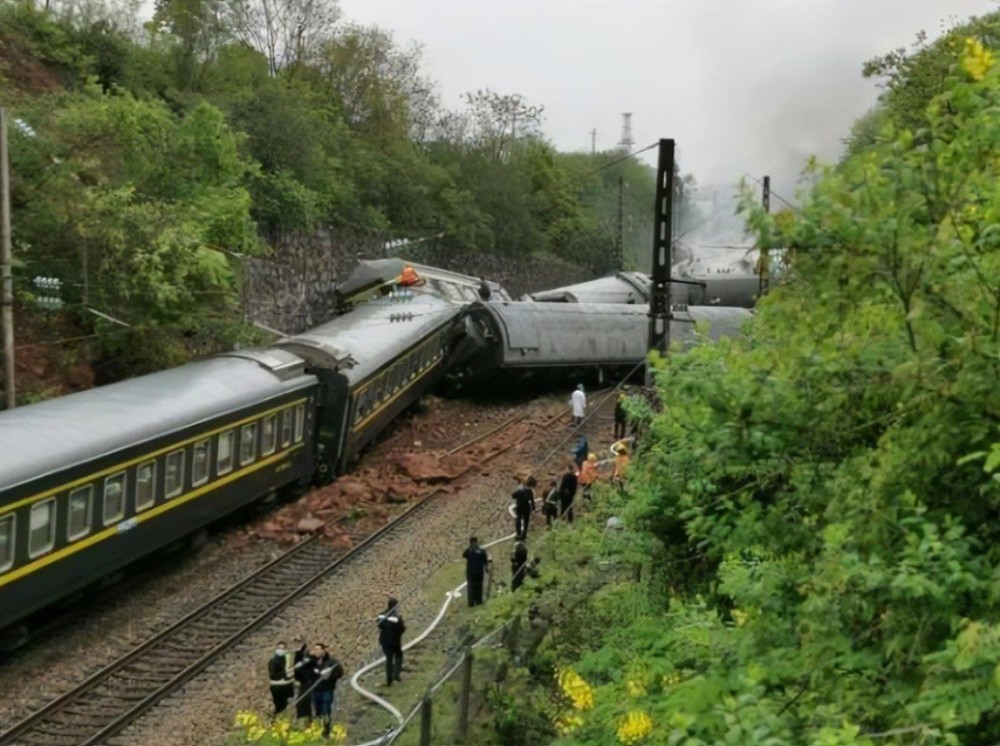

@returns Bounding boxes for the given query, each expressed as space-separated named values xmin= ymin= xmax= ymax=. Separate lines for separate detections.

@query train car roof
xmin=0 ymin=353 xmax=316 ymax=493
xmin=526 ymin=272 xmax=650 ymax=303
xmin=337 ymin=258 xmax=512 ymax=305
xmin=278 ymin=289 xmax=463 ymax=383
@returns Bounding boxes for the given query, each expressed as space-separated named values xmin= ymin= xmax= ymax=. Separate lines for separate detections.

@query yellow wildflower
xmin=234 ymin=710 xmax=261 ymax=728
xmin=557 ymin=667 xmax=594 ymax=710
xmin=662 ymin=671 xmax=682 ymax=687
xmin=554 ymin=710 xmax=585 ymax=735
xmin=626 ymin=676 xmax=647 ymax=697
xmin=246 ymin=724 xmax=266 ymax=742
xmin=624 ymin=665 xmax=648 ymax=697
xmin=330 ymin=723 xmax=348 ymax=743
xmin=617 ymin=710 xmax=654 ymax=744
xmin=962 ymin=37 xmax=994 ymax=81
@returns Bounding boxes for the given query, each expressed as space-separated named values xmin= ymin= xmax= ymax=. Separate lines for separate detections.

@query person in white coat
xmin=571 ymin=384 xmax=586 ymax=427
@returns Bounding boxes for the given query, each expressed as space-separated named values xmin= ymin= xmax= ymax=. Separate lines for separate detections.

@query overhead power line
xmin=584 ymin=141 xmax=659 ymax=177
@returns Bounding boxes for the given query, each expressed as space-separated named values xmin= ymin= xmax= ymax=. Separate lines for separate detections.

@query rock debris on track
xmin=0 ymin=390 xmax=620 ymax=745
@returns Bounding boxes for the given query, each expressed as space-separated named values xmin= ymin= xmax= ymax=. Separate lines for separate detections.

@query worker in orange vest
xmin=611 ymin=443 xmax=631 ymax=488
xmin=578 ymin=452 xmax=600 ymax=500
xmin=400 ymin=265 xmax=420 ymax=286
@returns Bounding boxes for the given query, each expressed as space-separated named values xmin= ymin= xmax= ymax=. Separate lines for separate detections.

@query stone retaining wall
xmin=244 ymin=229 xmax=598 ymax=334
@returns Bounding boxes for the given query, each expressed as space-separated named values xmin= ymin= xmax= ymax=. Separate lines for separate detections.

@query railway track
xmin=0 ymin=402 xmax=566 ymax=746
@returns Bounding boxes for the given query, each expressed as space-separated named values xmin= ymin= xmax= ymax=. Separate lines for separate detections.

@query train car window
xmin=67 ymin=486 xmax=93 ymax=541
xmin=281 ymin=410 xmax=293 ymax=448
xmin=294 ymin=404 xmax=305 ymax=442
xmin=165 ymin=450 xmax=185 ymax=498
xmin=28 ymin=499 xmax=55 ymax=558
xmin=136 ymin=461 xmax=156 ymax=512
xmin=192 ymin=440 xmax=210 ymax=487
xmin=103 ymin=472 xmax=126 ymax=525
xmin=217 ymin=430 xmax=235 ymax=475
xmin=0 ymin=515 xmax=13 ymax=572
xmin=261 ymin=416 xmax=276 ymax=456
xmin=240 ymin=423 xmax=257 ymax=466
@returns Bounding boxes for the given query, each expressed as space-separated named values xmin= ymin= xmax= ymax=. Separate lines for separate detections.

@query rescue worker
xmin=570 ymin=384 xmax=587 ymax=427
xmin=558 ymin=462 xmax=578 ymax=523
xmin=463 ymin=536 xmax=491 ymax=606
xmin=292 ymin=639 xmax=314 ymax=721
xmin=512 ymin=475 xmax=537 ymax=540
xmin=377 ymin=597 xmax=406 ymax=686
xmin=612 ymin=442 xmax=631 ymax=488
xmin=310 ymin=643 xmax=344 ymax=739
xmin=614 ymin=393 xmax=628 ymax=439
xmin=578 ymin=452 xmax=600 ymax=500
xmin=511 ymin=541 xmax=529 ymax=590
xmin=400 ymin=265 xmax=420 ymax=286
xmin=542 ymin=478 xmax=560 ymax=527
xmin=572 ymin=434 xmax=589 ymax=469
xmin=267 ymin=640 xmax=295 ymax=717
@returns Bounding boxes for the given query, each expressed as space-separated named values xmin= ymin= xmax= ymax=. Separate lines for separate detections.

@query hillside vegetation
xmin=460 ymin=13 xmax=1000 ymax=746
xmin=0 ymin=0 xmax=660 ymax=386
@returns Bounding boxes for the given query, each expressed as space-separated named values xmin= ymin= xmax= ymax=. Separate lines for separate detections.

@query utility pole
xmin=759 ymin=175 xmax=770 ymax=297
xmin=1 ymin=108 xmax=14 ymax=410
xmin=646 ymin=138 xmax=674 ymax=386
xmin=590 ymin=128 xmax=597 ymax=156
xmin=614 ymin=176 xmax=624 ymax=271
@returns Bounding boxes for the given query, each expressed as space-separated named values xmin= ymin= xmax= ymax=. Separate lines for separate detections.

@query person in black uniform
xmin=377 ymin=597 xmax=406 ymax=686
xmin=478 ymin=277 xmax=492 ymax=301
xmin=292 ymin=640 xmax=314 ymax=722
xmin=310 ymin=643 xmax=344 ymax=739
xmin=511 ymin=542 xmax=540 ymax=591
xmin=463 ymin=536 xmax=491 ymax=606
xmin=267 ymin=641 xmax=294 ymax=717
xmin=512 ymin=475 xmax=536 ymax=540
xmin=558 ymin=462 xmax=578 ymax=523
xmin=510 ymin=541 xmax=529 ymax=590
xmin=614 ymin=393 xmax=628 ymax=439
xmin=572 ymin=435 xmax=589 ymax=469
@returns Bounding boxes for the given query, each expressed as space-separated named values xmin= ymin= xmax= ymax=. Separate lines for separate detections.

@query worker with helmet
xmin=578 ymin=452 xmax=600 ymax=501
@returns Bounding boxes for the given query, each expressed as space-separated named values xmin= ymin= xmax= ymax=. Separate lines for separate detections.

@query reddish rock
xmin=296 ymin=517 xmax=326 ymax=533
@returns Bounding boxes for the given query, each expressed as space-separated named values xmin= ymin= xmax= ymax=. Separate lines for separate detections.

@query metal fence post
xmin=419 ymin=694 xmax=432 ymax=746
xmin=456 ymin=648 xmax=474 ymax=741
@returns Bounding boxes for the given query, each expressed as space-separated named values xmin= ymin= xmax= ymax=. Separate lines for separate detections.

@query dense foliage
xmin=471 ymin=15 xmax=1000 ymax=746
xmin=0 ymin=0 xmax=667 ymax=379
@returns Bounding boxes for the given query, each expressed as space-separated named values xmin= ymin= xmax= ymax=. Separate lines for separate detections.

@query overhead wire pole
xmin=646 ymin=138 xmax=674 ymax=386
xmin=759 ymin=174 xmax=771 ymax=297
xmin=1 ymin=108 xmax=14 ymax=410
xmin=614 ymin=176 xmax=624 ymax=271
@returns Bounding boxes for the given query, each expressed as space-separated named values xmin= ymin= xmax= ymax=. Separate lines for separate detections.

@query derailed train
xmin=0 ymin=259 xmax=749 ymax=647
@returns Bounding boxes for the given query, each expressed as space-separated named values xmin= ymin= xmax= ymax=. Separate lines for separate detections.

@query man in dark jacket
xmin=614 ymin=393 xmax=628 ymax=439
xmin=267 ymin=641 xmax=294 ymax=717
xmin=558 ymin=462 xmax=578 ymax=523
xmin=512 ymin=475 xmax=536 ymax=540
xmin=309 ymin=643 xmax=344 ymax=738
xmin=377 ymin=597 xmax=406 ymax=686
xmin=292 ymin=640 xmax=314 ymax=721
xmin=463 ymin=536 xmax=491 ymax=606
xmin=572 ymin=435 xmax=589 ymax=469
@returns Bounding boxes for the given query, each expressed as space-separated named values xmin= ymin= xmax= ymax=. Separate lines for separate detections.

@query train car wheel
xmin=314 ymin=460 xmax=333 ymax=486
xmin=189 ymin=528 xmax=209 ymax=550
xmin=0 ymin=623 xmax=30 ymax=653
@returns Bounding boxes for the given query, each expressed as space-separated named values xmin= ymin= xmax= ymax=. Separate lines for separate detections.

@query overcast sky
xmin=337 ymin=0 xmax=995 ymax=202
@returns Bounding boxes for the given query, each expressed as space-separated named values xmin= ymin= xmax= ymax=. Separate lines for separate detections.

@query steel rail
xmin=0 ymin=403 xmax=561 ymax=746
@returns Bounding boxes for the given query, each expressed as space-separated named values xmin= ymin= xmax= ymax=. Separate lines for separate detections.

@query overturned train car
xmin=451 ymin=301 xmax=751 ymax=388
xmin=526 ymin=271 xmax=762 ymax=309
